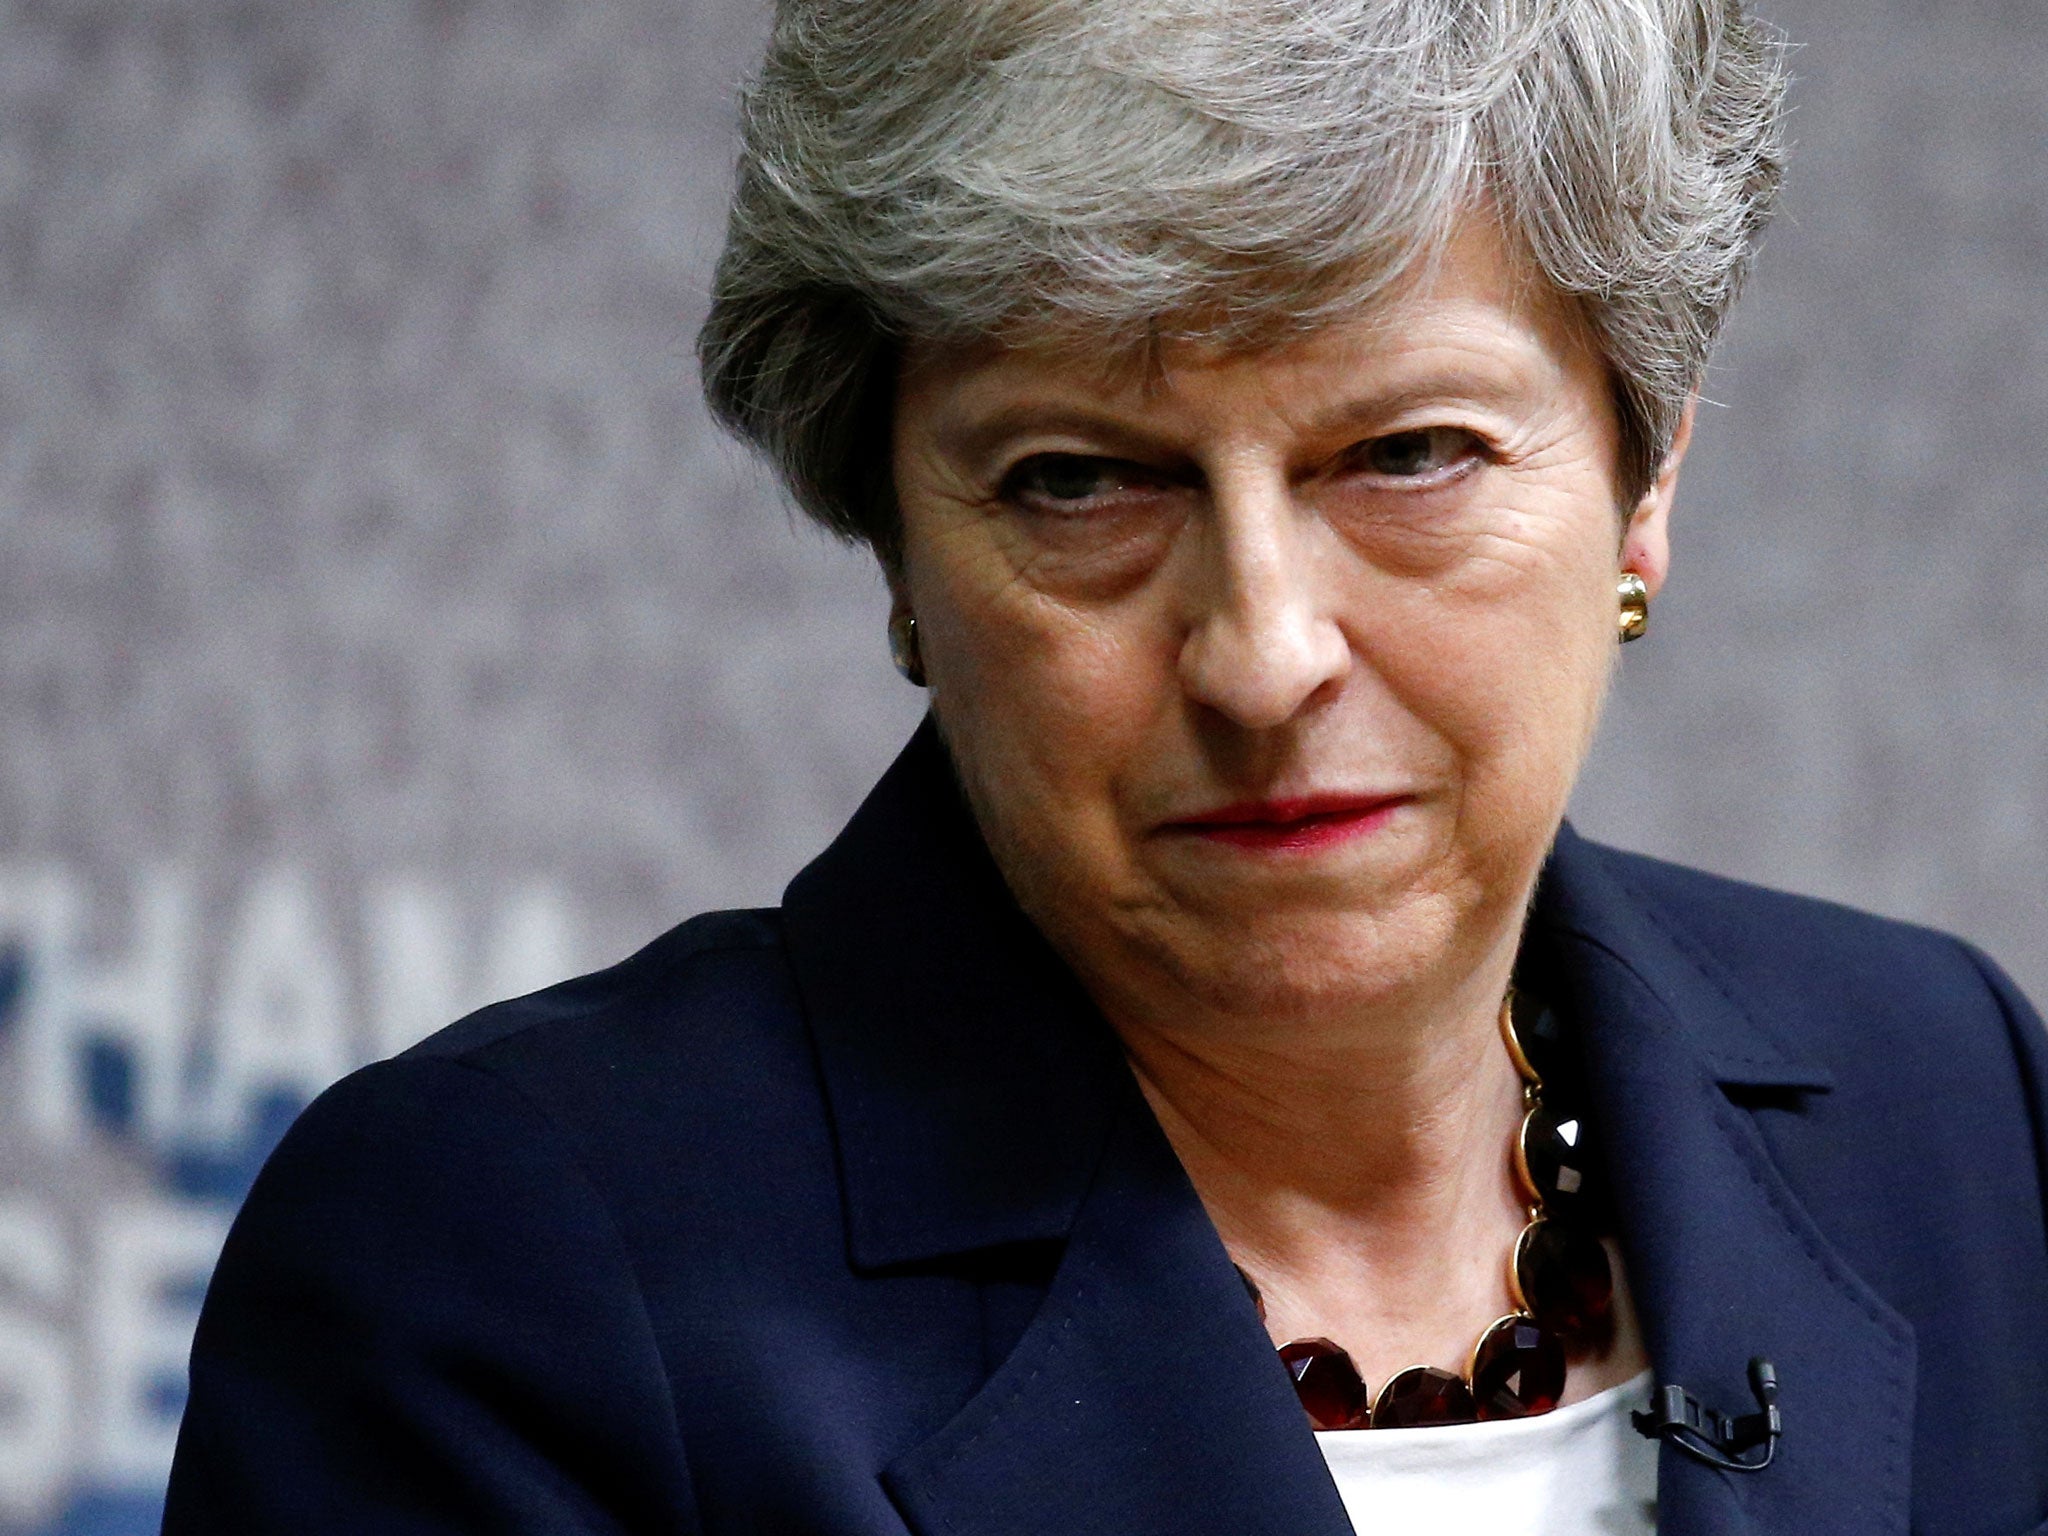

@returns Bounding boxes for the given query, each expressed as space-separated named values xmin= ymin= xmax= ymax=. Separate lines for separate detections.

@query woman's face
xmin=891 ymin=222 xmax=1679 ymax=1035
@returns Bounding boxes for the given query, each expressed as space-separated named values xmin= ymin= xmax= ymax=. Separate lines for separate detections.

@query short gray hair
xmin=700 ymin=0 xmax=1788 ymax=553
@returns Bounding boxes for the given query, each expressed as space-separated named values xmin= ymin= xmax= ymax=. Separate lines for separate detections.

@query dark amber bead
xmin=1471 ymin=1315 xmax=1566 ymax=1420
xmin=1512 ymin=1219 xmax=1614 ymax=1338
xmin=1504 ymin=989 xmax=1574 ymax=1087
xmin=1370 ymin=1366 xmax=1479 ymax=1429
xmin=1279 ymin=1338 xmax=1369 ymax=1429
xmin=1517 ymin=1100 xmax=1595 ymax=1214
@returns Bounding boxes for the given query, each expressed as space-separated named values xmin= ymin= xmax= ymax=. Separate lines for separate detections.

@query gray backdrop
xmin=0 ymin=1 xmax=2041 ymax=1528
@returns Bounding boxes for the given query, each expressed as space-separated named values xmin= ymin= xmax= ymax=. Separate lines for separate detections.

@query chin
xmin=1119 ymin=899 xmax=1472 ymax=1026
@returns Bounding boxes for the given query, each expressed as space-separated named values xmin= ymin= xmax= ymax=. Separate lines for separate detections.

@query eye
xmin=999 ymin=453 xmax=1166 ymax=511
xmin=1353 ymin=427 xmax=1481 ymax=480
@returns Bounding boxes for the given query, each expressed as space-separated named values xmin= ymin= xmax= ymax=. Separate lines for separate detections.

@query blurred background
xmin=0 ymin=0 xmax=2041 ymax=1527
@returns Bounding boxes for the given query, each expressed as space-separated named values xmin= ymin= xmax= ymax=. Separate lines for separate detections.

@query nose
xmin=1175 ymin=467 xmax=1350 ymax=730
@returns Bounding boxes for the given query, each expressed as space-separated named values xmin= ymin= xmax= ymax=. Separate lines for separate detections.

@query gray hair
xmin=700 ymin=0 xmax=1788 ymax=554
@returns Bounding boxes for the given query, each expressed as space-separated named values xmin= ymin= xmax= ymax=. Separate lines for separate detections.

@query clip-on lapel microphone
xmin=1632 ymin=1357 xmax=1782 ymax=1473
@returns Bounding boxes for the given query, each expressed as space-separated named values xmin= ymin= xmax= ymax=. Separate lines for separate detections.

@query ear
xmin=1623 ymin=398 xmax=1693 ymax=600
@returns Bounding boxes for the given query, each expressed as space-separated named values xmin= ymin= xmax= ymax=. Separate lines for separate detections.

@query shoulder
xmin=1562 ymin=836 xmax=2043 ymax=1093
xmin=177 ymin=905 xmax=833 ymax=1488
xmin=408 ymin=904 xmax=796 ymax=1073
xmin=1548 ymin=832 xmax=2047 ymax=1270
xmin=276 ymin=904 xmax=831 ymax=1233
xmin=1565 ymin=835 xmax=2048 ymax=1325
xmin=1572 ymin=836 xmax=1998 ymax=996
xmin=205 ymin=901 xmax=837 ymax=1357
xmin=164 ymin=925 xmax=758 ymax=1525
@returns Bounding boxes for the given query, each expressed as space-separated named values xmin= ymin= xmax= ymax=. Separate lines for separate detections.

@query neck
xmin=1113 ymin=934 xmax=1533 ymax=1389
xmin=1120 ymin=940 xmax=1526 ymax=1238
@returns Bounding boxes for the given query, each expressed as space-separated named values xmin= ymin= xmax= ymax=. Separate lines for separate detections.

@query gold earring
xmin=1617 ymin=572 xmax=1649 ymax=643
xmin=888 ymin=612 xmax=927 ymax=686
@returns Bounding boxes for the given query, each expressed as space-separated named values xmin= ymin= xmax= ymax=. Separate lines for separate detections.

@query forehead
xmin=899 ymin=219 xmax=1602 ymax=437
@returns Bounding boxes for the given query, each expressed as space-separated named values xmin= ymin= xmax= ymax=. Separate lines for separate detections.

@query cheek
xmin=1364 ymin=509 xmax=1618 ymax=812
xmin=915 ymin=543 xmax=1169 ymax=851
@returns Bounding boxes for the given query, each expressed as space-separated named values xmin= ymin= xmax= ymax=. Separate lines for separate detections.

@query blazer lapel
xmin=881 ymin=1090 xmax=1354 ymax=1536
xmin=1532 ymin=829 xmax=1917 ymax=1536
xmin=783 ymin=719 xmax=1125 ymax=1269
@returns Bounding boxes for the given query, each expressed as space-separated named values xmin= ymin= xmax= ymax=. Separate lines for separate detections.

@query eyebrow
xmin=931 ymin=404 xmax=1183 ymax=471
xmin=928 ymin=366 xmax=1542 ymax=473
xmin=1301 ymin=370 xmax=1540 ymax=435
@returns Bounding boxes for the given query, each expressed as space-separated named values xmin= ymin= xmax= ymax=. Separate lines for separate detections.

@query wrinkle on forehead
xmin=902 ymin=215 xmax=1607 ymax=453
xmin=902 ymin=210 xmax=1597 ymax=410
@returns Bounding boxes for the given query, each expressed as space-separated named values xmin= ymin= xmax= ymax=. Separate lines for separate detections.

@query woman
xmin=165 ymin=1 xmax=2048 ymax=1533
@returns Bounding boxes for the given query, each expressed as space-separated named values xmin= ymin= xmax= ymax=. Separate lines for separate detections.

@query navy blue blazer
xmin=165 ymin=722 xmax=2048 ymax=1535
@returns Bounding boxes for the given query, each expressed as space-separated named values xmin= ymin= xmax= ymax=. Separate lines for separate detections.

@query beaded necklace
xmin=1236 ymin=988 xmax=1615 ymax=1430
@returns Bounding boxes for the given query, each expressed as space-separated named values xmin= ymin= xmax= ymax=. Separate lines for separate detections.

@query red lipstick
xmin=1165 ymin=794 xmax=1406 ymax=852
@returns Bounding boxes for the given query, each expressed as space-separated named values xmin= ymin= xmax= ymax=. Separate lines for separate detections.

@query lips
xmin=1163 ymin=794 xmax=1407 ymax=852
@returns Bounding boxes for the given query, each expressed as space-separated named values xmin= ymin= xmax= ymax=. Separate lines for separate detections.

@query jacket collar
xmin=782 ymin=718 xmax=1125 ymax=1270
xmin=784 ymin=727 xmax=1915 ymax=1536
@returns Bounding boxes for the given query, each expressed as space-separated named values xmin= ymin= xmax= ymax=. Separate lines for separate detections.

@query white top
xmin=1314 ymin=1371 xmax=1658 ymax=1536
